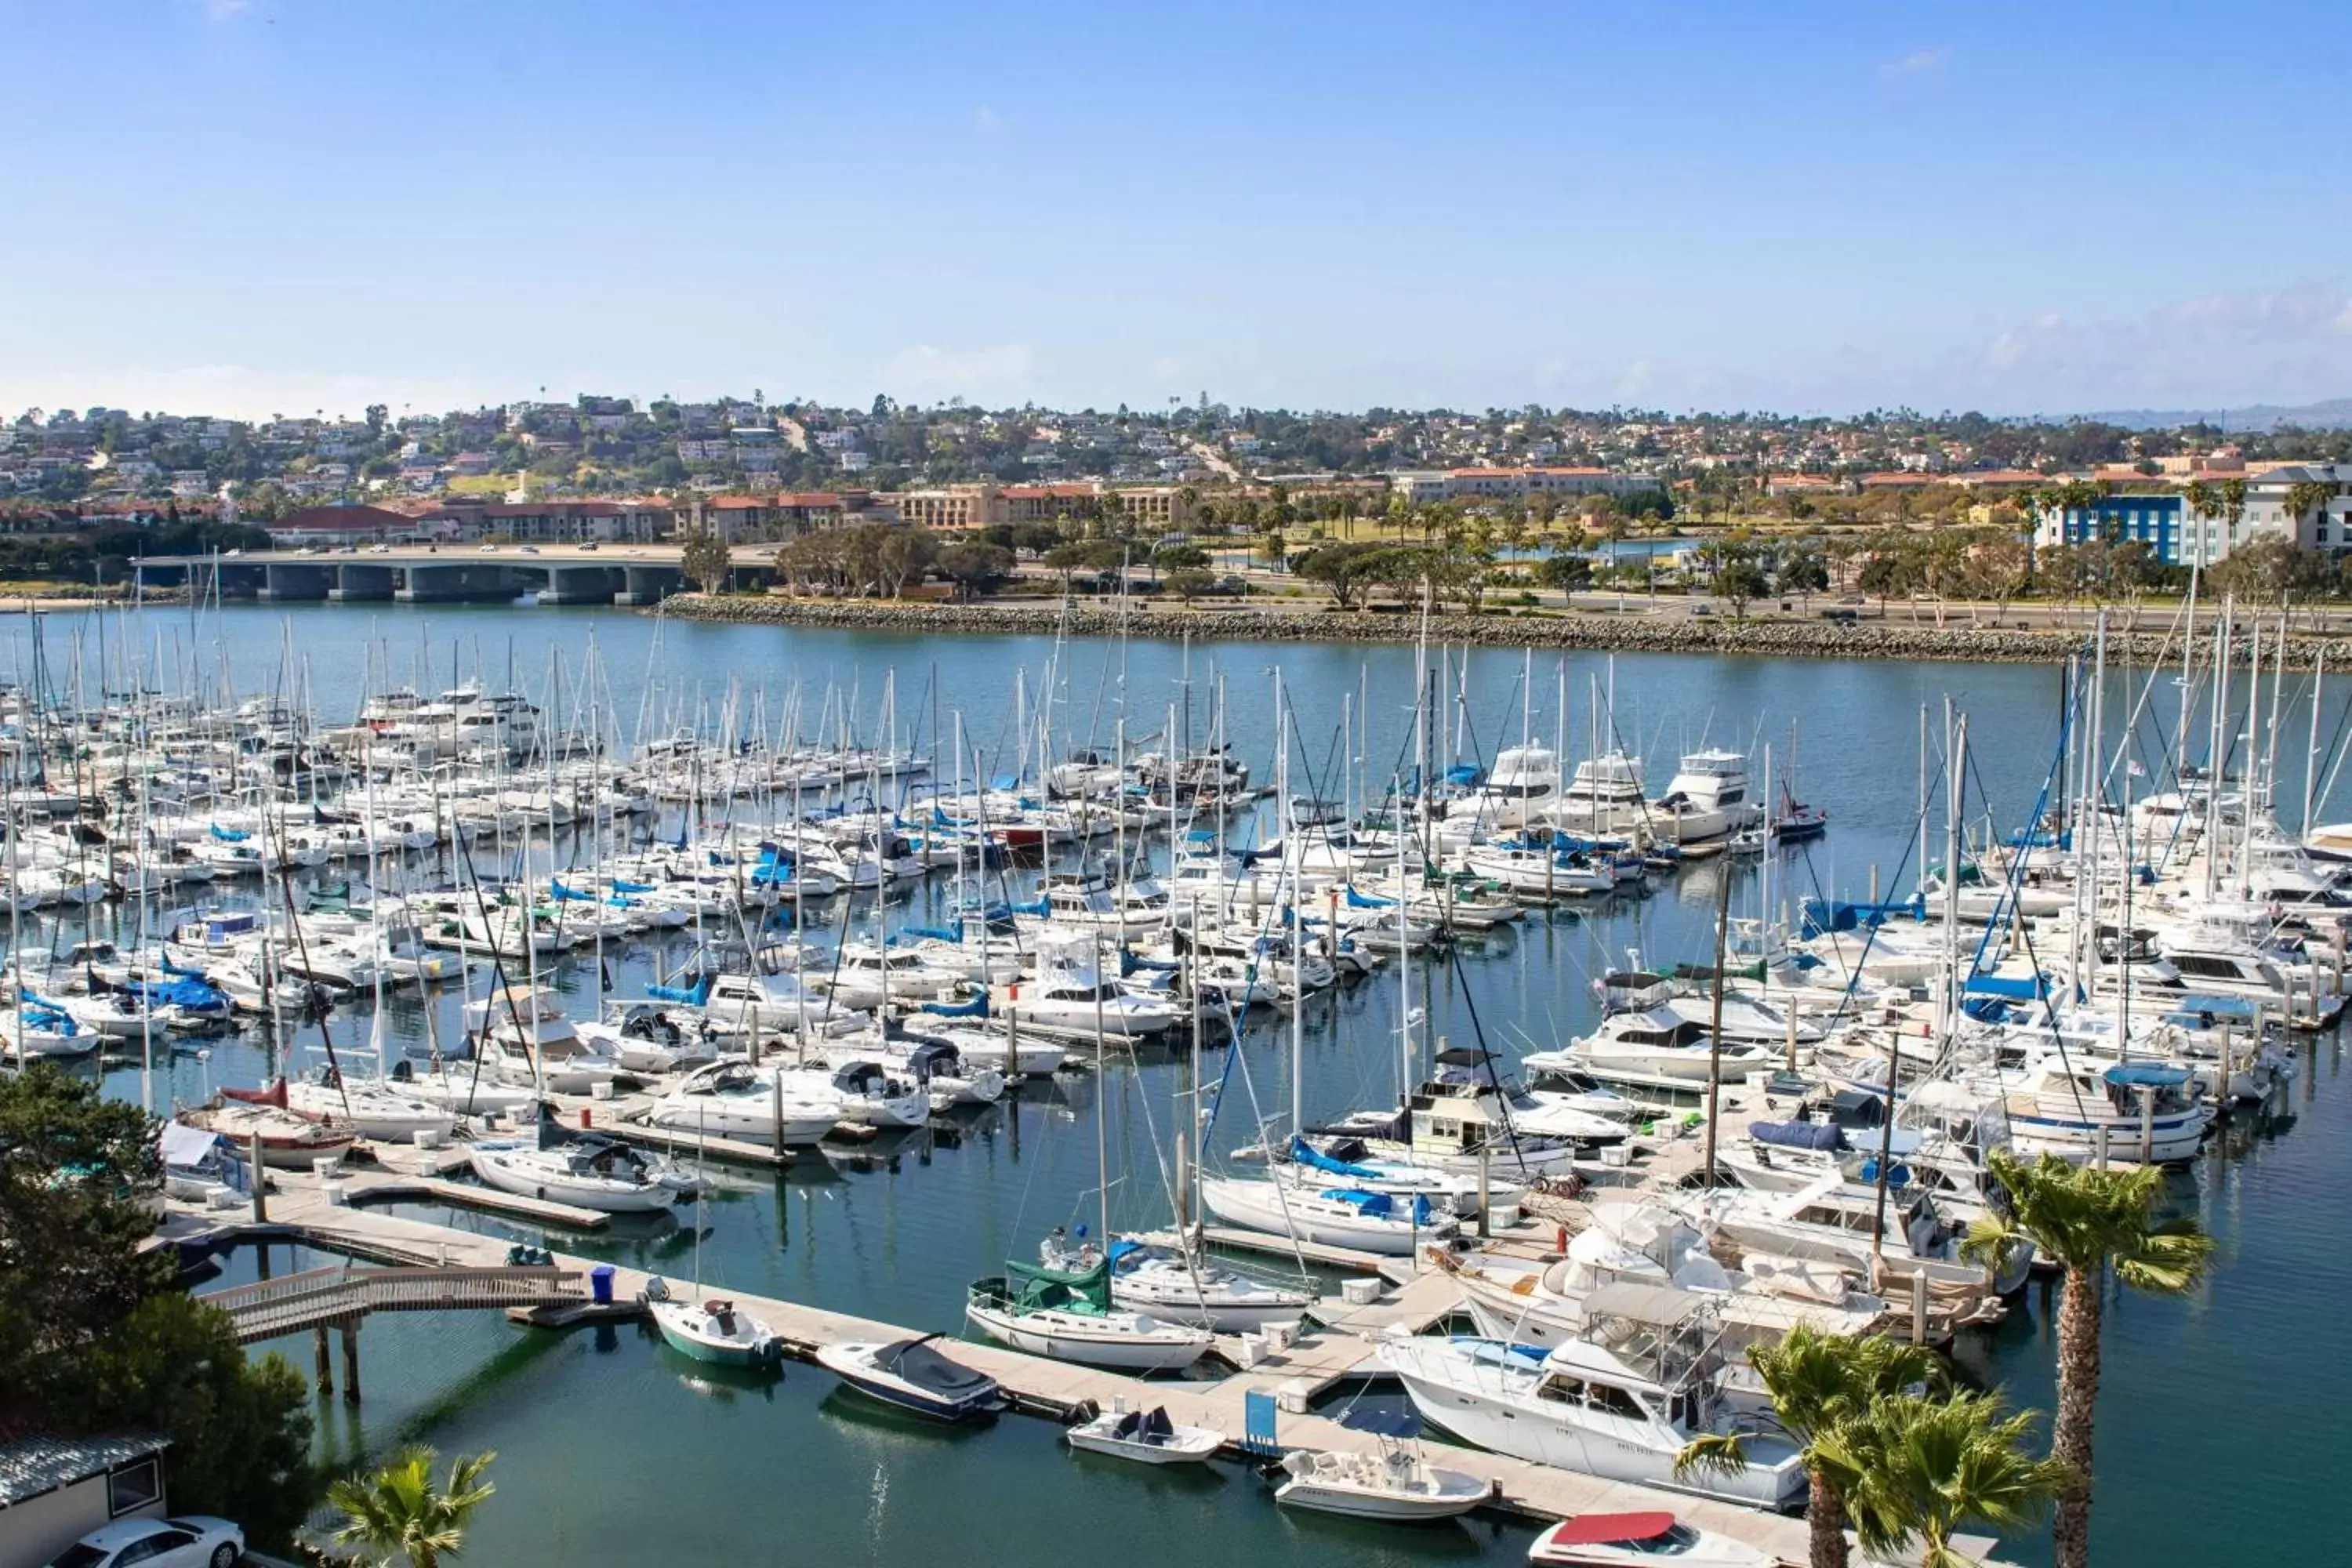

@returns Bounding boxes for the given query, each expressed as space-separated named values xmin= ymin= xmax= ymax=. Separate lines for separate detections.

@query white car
xmin=48 ymin=1516 xmax=244 ymax=1568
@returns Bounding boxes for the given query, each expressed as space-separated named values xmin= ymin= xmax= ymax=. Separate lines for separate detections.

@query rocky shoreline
xmin=654 ymin=593 xmax=2334 ymax=666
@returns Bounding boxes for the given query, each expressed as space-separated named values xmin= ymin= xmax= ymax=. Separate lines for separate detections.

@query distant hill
xmin=2071 ymin=397 xmax=2352 ymax=432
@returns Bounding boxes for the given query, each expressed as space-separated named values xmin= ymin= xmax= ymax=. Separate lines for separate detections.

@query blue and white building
xmin=2033 ymin=466 xmax=2352 ymax=567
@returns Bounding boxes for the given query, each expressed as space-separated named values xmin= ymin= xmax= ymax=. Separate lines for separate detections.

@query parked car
xmin=579 ymin=540 xmax=601 ymax=550
xmin=47 ymin=1516 xmax=244 ymax=1568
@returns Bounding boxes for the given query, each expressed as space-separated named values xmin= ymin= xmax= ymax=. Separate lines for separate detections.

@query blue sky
xmin=4 ymin=1 xmax=2349 ymax=419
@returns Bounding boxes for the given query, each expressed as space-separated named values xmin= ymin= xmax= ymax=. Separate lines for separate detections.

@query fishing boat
xmin=966 ymin=1247 xmax=1211 ymax=1371
xmin=1377 ymin=1283 xmax=1809 ymax=1508
xmin=1065 ymin=1403 xmax=1223 ymax=1465
xmin=643 ymin=1280 xmax=782 ymax=1369
xmin=812 ymin=1334 xmax=1006 ymax=1422
xmin=1528 ymin=1513 xmax=1769 ymax=1567
xmin=1272 ymin=1442 xmax=1494 ymax=1519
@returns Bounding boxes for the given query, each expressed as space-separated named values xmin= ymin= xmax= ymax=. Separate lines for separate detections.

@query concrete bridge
xmin=136 ymin=544 xmax=702 ymax=606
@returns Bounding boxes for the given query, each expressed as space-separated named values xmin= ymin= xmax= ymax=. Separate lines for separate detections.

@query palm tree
xmin=1963 ymin=1152 xmax=2215 ymax=1568
xmin=328 ymin=1447 xmax=496 ymax=1568
xmin=2284 ymin=479 xmax=2338 ymax=551
xmin=1826 ymin=1391 xmax=2070 ymax=1568
xmin=1675 ymin=1325 xmax=1943 ymax=1568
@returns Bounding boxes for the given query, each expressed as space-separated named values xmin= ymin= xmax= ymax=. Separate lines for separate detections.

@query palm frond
xmin=2114 ymin=1219 xmax=2216 ymax=1296
xmin=1671 ymin=1431 xmax=1748 ymax=1483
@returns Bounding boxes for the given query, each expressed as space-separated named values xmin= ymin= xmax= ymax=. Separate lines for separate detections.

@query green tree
xmin=1963 ymin=1152 xmax=2216 ymax=1568
xmin=1042 ymin=540 xmax=1091 ymax=590
xmin=935 ymin=541 xmax=1014 ymax=601
xmin=328 ymin=1447 xmax=497 ymax=1568
xmin=1165 ymin=565 xmax=1216 ymax=602
xmin=679 ymin=527 xmax=732 ymax=593
xmin=1715 ymin=549 xmax=1769 ymax=616
xmin=0 ymin=1062 xmax=172 ymax=1387
xmin=1675 ymin=1324 xmax=1943 ymax=1568
xmin=77 ymin=1294 xmax=316 ymax=1542
xmin=1152 ymin=542 xmax=1209 ymax=572
xmin=0 ymin=1065 xmax=314 ymax=1541
xmin=1828 ymin=1392 xmax=2068 ymax=1568
xmin=1534 ymin=551 xmax=1593 ymax=593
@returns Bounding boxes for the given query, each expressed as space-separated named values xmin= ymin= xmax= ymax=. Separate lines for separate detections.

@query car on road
xmin=519 ymin=545 xmax=540 ymax=554
xmin=1838 ymin=593 xmax=1865 ymax=605
xmin=46 ymin=1516 xmax=244 ymax=1568
xmin=578 ymin=540 xmax=601 ymax=550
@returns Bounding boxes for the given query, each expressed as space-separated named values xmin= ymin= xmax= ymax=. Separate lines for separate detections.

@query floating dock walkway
xmin=170 ymin=1158 xmax=2010 ymax=1566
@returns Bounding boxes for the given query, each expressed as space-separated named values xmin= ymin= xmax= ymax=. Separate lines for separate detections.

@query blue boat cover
xmin=1749 ymin=1120 xmax=1842 ymax=1152
xmin=647 ymin=974 xmax=713 ymax=1006
xmin=125 ymin=978 xmax=227 ymax=1010
xmin=916 ymin=992 xmax=988 ymax=1018
xmin=1290 ymin=1135 xmax=1381 ymax=1181
xmin=1964 ymin=972 xmax=2048 ymax=1000
xmin=2105 ymin=1062 xmax=2190 ymax=1087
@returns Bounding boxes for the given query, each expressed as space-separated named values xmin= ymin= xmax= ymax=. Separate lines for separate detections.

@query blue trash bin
xmin=590 ymin=1264 xmax=615 ymax=1305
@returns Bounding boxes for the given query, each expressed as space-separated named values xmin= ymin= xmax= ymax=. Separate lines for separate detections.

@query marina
xmin=16 ymin=601 xmax=2352 ymax=1568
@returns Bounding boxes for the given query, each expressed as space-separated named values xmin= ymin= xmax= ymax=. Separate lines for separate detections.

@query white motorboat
xmin=1529 ymin=1512 xmax=1769 ymax=1568
xmin=1467 ymin=745 xmax=1563 ymax=830
xmin=573 ymin=1000 xmax=720 ymax=1074
xmin=1558 ymin=1006 xmax=1781 ymax=1085
xmin=1273 ymin=1443 xmax=1494 ymax=1520
xmin=1998 ymin=1054 xmax=2212 ymax=1165
xmin=1065 ymin=1403 xmax=1222 ymax=1465
xmin=1653 ymin=750 xmax=1762 ymax=847
xmin=813 ymin=1334 xmax=1006 ymax=1422
xmin=1198 ymin=1175 xmax=1456 ymax=1256
xmin=1377 ymin=1284 xmax=1808 ymax=1508
xmin=966 ymin=1248 xmax=1212 ymax=1372
xmin=1004 ymin=934 xmax=1182 ymax=1036
xmin=644 ymin=1057 xmax=842 ymax=1145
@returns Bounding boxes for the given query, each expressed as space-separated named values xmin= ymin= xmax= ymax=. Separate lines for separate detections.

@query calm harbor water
xmin=29 ymin=602 xmax=2346 ymax=1567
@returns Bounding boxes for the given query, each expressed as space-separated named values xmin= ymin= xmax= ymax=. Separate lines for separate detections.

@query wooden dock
xmin=172 ymin=1171 xmax=1965 ymax=1567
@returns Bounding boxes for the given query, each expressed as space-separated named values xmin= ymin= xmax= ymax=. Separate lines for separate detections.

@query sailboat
xmin=965 ymin=1236 xmax=1211 ymax=1372
xmin=644 ymin=1116 xmax=782 ymax=1369
xmin=646 ymin=1280 xmax=783 ymax=1368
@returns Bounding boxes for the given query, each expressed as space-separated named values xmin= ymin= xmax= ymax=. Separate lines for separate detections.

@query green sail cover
xmin=1004 ymin=1254 xmax=1114 ymax=1315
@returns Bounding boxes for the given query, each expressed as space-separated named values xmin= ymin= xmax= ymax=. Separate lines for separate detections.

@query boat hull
xmin=964 ymin=1301 xmax=1207 ymax=1372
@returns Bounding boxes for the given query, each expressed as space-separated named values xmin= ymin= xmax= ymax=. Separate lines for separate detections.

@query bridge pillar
xmin=340 ymin=1322 xmax=362 ymax=1404
xmin=313 ymin=1326 xmax=333 ymax=1396
xmin=615 ymin=564 xmax=684 ymax=606
xmin=260 ymin=563 xmax=332 ymax=601
xmin=398 ymin=562 xmax=514 ymax=602
xmin=331 ymin=564 xmax=397 ymax=601
xmin=541 ymin=564 xmax=621 ymax=604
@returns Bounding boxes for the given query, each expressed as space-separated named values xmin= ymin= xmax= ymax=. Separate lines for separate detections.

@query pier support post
xmin=313 ymin=1327 xmax=333 ymax=1396
xmin=1475 ymin=1142 xmax=1491 ymax=1240
xmin=340 ymin=1323 xmax=362 ymax=1404
xmin=249 ymin=1133 xmax=267 ymax=1222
